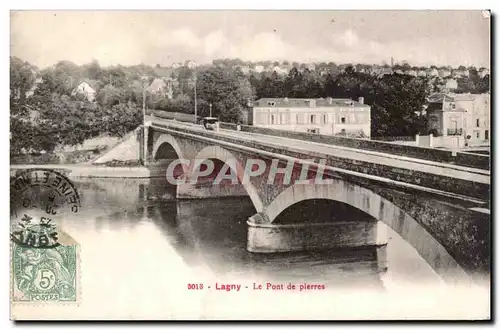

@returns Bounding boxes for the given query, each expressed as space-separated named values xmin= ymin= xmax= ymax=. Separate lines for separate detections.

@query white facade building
xmin=252 ymin=97 xmax=371 ymax=138
xmin=427 ymin=93 xmax=490 ymax=145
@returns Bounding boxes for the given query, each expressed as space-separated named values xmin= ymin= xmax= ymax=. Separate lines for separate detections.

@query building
xmin=253 ymin=65 xmax=265 ymax=73
xmin=318 ymin=67 xmax=329 ymax=76
xmin=252 ymin=97 xmax=371 ymax=138
xmin=234 ymin=65 xmax=251 ymax=75
xmin=427 ymin=68 xmax=439 ymax=77
xmin=272 ymin=66 xmax=289 ymax=76
xmin=306 ymin=63 xmax=316 ymax=71
xmin=378 ymin=67 xmax=393 ymax=78
xmin=452 ymin=69 xmax=469 ymax=78
xmin=147 ymin=77 xmax=175 ymax=99
xmin=71 ymin=81 xmax=97 ymax=102
xmin=407 ymin=70 xmax=418 ymax=77
xmin=25 ymin=76 xmax=43 ymax=98
xmin=444 ymin=78 xmax=458 ymax=91
xmin=438 ymin=69 xmax=452 ymax=78
xmin=426 ymin=93 xmax=490 ymax=146
xmin=186 ymin=60 xmax=197 ymax=69
xmin=417 ymin=70 xmax=428 ymax=77
xmin=479 ymin=68 xmax=490 ymax=78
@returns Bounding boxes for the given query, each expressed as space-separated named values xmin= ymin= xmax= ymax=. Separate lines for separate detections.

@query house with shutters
xmin=252 ymin=97 xmax=371 ymax=138
xmin=423 ymin=92 xmax=490 ymax=148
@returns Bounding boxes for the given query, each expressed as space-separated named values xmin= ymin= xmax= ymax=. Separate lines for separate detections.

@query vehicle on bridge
xmin=202 ymin=117 xmax=219 ymax=131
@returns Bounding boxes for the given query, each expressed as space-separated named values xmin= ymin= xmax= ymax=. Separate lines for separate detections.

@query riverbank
xmin=10 ymin=164 xmax=152 ymax=179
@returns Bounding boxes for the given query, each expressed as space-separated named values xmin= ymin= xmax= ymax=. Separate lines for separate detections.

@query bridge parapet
xmin=218 ymin=122 xmax=490 ymax=170
xmin=151 ymin=122 xmax=490 ymax=202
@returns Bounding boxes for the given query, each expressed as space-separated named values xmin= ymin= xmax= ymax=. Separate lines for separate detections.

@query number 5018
xmin=187 ymin=284 xmax=203 ymax=290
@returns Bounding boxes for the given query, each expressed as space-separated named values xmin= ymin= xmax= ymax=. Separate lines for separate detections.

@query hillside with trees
xmin=10 ymin=56 xmax=490 ymax=157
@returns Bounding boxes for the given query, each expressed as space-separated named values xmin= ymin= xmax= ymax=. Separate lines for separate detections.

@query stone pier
xmin=246 ymin=214 xmax=388 ymax=254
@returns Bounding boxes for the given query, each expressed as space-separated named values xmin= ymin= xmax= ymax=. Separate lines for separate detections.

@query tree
xmin=175 ymin=67 xmax=195 ymax=94
xmin=323 ymin=73 xmax=336 ymax=97
xmin=154 ymin=93 xmax=193 ymax=114
xmin=196 ymin=67 xmax=250 ymax=122
xmin=97 ymin=84 xmax=125 ymax=106
xmin=257 ymin=71 xmax=284 ymax=98
xmin=476 ymin=75 xmax=490 ymax=93
xmin=103 ymin=66 xmax=127 ymax=88
xmin=10 ymin=57 xmax=36 ymax=109
xmin=99 ymin=103 xmax=142 ymax=138
xmin=10 ymin=57 xmax=38 ymax=155
xmin=83 ymin=60 xmax=102 ymax=80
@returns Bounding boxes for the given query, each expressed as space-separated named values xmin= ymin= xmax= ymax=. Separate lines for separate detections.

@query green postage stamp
xmin=11 ymin=243 xmax=79 ymax=302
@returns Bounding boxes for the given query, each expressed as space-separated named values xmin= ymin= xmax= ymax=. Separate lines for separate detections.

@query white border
xmin=2 ymin=1 xmax=497 ymax=328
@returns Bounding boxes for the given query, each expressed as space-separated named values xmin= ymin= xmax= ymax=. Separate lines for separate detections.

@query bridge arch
xmin=152 ymin=134 xmax=186 ymax=162
xmin=193 ymin=146 xmax=264 ymax=213
xmin=264 ymin=179 xmax=470 ymax=283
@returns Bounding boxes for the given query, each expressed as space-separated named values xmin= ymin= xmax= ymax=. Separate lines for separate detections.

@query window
xmin=451 ymin=120 xmax=458 ymax=129
xmin=310 ymin=115 xmax=315 ymax=124
xmin=341 ymin=129 xmax=346 ymax=134
xmin=485 ymin=130 xmax=489 ymax=140
xmin=341 ymin=116 xmax=346 ymax=124
xmin=476 ymin=131 xmax=480 ymax=139
xmin=476 ymin=118 xmax=480 ymax=127
xmin=270 ymin=115 xmax=275 ymax=125
xmin=322 ymin=114 xmax=327 ymax=124
xmin=280 ymin=113 xmax=286 ymax=124
xmin=267 ymin=101 xmax=276 ymax=106
xmin=296 ymin=114 xmax=299 ymax=124
xmin=350 ymin=114 xmax=356 ymax=124
xmin=451 ymin=103 xmax=456 ymax=109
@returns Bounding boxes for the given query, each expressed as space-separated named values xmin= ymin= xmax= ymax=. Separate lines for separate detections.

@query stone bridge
xmin=142 ymin=117 xmax=490 ymax=285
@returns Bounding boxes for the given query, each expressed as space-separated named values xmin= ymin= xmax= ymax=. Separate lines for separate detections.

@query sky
xmin=10 ymin=10 xmax=491 ymax=69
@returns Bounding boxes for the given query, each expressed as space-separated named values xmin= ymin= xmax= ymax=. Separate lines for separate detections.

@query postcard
xmin=10 ymin=10 xmax=490 ymax=320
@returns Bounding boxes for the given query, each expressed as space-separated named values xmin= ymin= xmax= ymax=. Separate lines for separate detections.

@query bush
xmin=10 ymin=153 xmax=61 ymax=165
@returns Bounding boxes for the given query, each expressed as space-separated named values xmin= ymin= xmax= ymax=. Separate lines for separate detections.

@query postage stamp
xmin=10 ymin=169 xmax=81 ymax=304
xmin=11 ymin=243 xmax=78 ymax=302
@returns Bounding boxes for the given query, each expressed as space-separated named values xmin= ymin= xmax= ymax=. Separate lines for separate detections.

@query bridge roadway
xmin=147 ymin=116 xmax=490 ymax=203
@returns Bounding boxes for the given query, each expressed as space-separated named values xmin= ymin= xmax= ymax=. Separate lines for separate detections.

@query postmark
xmin=10 ymin=168 xmax=81 ymax=219
xmin=10 ymin=168 xmax=81 ymax=304
xmin=10 ymin=213 xmax=60 ymax=249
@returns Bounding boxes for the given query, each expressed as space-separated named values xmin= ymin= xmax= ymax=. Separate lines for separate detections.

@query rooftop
xmin=428 ymin=92 xmax=489 ymax=103
xmin=254 ymin=97 xmax=370 ymax=108
xmin=75 ymin=79 xmax=100 ymax=90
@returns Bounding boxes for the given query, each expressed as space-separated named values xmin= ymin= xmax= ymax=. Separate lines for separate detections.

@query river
xmin=11 ymin=176 xmax=489 ymax=319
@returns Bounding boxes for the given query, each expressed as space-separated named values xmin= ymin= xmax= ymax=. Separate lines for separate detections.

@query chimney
xmin=358 ymin=97 xmax=364 ymax=104
xmin=327 ymin=97 xmax=333 ymax=104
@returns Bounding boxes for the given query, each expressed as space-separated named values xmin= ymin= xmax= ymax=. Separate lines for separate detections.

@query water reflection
xmin=55 ymin=177 xmax=439 ymax=292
